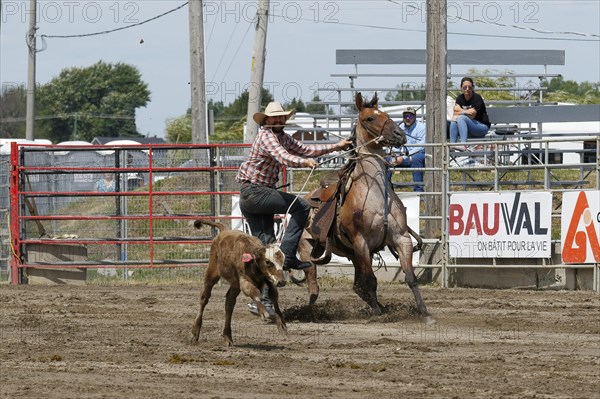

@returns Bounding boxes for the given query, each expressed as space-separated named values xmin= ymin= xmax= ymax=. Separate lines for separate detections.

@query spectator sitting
xmin=390 ymin=107 xmax=425 ymax=193
xmin=95 ymin=173 xmax=115 ymax=192
xmin=449 ymin=77 xmax=491 ymax=144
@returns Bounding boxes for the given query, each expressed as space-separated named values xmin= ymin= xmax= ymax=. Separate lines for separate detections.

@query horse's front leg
xmin=395 ymin=232 xmax=436 ymax=324
xmin=350 ymin=235 xmax=382 ymax=316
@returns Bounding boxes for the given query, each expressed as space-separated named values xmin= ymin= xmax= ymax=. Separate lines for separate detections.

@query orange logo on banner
xmin=563 ymin=192 xmax=600 ymax=263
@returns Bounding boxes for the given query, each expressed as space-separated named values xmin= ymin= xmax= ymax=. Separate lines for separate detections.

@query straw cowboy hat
xmin=252 ymin=102 xmax=295 ymax=125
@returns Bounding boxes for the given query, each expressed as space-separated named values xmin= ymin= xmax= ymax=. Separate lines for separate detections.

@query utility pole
xmin=244 ymin=0 xmax=269 ymax=144
xmin=189 ymin=0 xmax=208 ymax=146
xmin=25 ymin=0 xmax=36 ymax=141
xmin=425 ymin=0 xmax=447 ymax=267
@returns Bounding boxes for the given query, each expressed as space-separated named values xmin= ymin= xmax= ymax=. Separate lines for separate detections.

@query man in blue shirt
xmin=391 ymin=107 xmax=426 ymax=192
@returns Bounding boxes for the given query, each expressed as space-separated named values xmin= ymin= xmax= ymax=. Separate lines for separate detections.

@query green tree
xmin=166 ymin=88 xmax=274 ymax=144
xmin=544 ymin=76 xmax=600 ymax=104
xmin=447 ymin=69 xmax=518 ymax=102
xmin=220 ymin=88 xmax=273 ymax=123
xmin=306 ymin=95 xmax=332 ymax=115
xmin=385 ymin=83 xmax=426 ymax=102
xmin=284 ymin=98 xmax=306 ymax=112
xmin=165 ymin=109 xmax=192 ymax=143
xmin=37 ymin=61 xmax=150 ymax=142
xmin=0 ymin=84 xmax=27 ymax=138
xmin=208 ymin=99 xmax=225 ymax=119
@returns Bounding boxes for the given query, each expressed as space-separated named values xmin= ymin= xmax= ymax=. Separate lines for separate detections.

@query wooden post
xmin=425 ymin=0 xmax=447 ymax=275
xmin=189 ymin=0 xmax=208 ymax=146
xmin=25 ymin=0 xmax=36 ymax=141
xmin=244 ymin=0 xmax=269 ymax=144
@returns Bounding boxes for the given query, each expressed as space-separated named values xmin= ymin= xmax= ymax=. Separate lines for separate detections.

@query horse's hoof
xmin=371 ymin=306 xmax=382 ymax=316
xmin=422 ymin=315 xmax=437 ymax=325
xmin=277 ymin=321 xmax=288 ymax=335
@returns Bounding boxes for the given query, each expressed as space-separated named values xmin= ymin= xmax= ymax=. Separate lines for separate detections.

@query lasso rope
xmin=277 ymin=135 xmax=391 ymax=242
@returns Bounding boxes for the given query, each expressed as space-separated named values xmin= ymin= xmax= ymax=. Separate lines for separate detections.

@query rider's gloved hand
xmin=304 ymin=158 xmax=319 ymax=169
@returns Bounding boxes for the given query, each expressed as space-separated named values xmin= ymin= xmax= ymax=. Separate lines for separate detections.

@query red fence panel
xmin=9 ymin=142 xmax=252 ymax=284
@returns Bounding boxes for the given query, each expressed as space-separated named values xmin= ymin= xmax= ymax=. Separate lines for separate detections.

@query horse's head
xmin=355 ymin=92 xmax=406 ymax=148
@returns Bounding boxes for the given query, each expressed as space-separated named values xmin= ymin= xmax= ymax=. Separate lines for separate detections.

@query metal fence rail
xmin=8 ymin=142 xmax=248 ymax=284
xmin=5 ymin=137 xmax=600 ymax=289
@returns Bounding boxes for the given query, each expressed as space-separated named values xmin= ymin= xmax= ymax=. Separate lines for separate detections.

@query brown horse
xmin=299 ymin=92 xmax=434 ymax=323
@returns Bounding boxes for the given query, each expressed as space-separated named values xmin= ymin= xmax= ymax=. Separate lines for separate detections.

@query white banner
xmin=232 ymin=194 xmax=421 ymax=266
xmin=449 ymin=192 xmax=552 ymax=258
xmin=561 ymin=190 xmax=600 ymax=264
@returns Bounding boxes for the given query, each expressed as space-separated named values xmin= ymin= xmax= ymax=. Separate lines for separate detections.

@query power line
xmin=209 ymin=17 xmax=241 ymax=82
xmin=219 ymin=21 xmax=253 ymax=83
xmin=450 ymin=9 xmax=600 ymax=38
xmin=386 ymin=0 xmax=600 ymax=39
xmin=205 ymin=6 xmax=219 ymax=51
xmin=270 ymin=11 xmax=598 ymax=43
xmin=40 ymin=2 xmax=188 ymax=40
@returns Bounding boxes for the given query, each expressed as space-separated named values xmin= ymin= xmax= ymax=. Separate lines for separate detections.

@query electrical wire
xmin=205 ymin=6 xmax=219 ymax=51
xmin=386 ymin=0 xmax=600 ymax=39
xmin=267 ymin=3 xmax=598 ymax=43
xmin=209 ymin=18 xmax=241 ymax=82
xmin=40 ymin=2 xmax=188 ymax=40
xmin=219 ymin=21 xmax=253 ymax=83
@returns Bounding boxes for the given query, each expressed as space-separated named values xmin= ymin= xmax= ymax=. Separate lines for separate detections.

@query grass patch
xmin=86 ymin=267 xmax=204 ymax=285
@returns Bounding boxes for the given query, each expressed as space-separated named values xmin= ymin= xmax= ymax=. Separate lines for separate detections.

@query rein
xmin=359 ymin=117 xmax=395 ymax=142
xmin=278 ymin=117 xmax=396 ymax=244
xmin=355 ymin=117 xmax=396 ymax=253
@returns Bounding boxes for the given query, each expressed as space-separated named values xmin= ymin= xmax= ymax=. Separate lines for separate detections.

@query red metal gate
xmin=9 ymin=142 xmax=253 ymax=284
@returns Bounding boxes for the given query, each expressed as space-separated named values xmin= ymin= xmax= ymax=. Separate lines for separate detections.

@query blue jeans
xmin=239 ymin=183 xmax=310 ymax=260
xmin=449 ymin=115 xmax=489 ymax=143
xmin=398 ymin=152 xmax=425 ymax=192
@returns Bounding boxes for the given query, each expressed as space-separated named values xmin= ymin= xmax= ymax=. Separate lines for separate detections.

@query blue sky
xmin=1 ymin=0 xmax=599 ymax=139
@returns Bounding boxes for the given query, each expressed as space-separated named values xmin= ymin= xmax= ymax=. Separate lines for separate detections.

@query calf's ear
xmin=241 ymin=253 xmax=254 ymax=263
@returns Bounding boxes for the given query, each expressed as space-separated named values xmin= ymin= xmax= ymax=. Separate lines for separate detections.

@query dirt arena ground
xmin=1 ymin=280 xmax=598 ymax=399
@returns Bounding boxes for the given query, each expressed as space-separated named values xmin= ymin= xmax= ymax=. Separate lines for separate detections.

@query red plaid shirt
xmin=236 ymin=128 xmax=338 ymax=187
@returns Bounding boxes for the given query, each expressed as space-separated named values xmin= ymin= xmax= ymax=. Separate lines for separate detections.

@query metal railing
xmin=6 ymin=137 xmax=599 ymax=289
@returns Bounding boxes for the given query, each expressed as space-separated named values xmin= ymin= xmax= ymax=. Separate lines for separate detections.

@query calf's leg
xmin=266 ymin=281 xmax=287 ymax=334
xmin=191 ymin=266 xmax=220 ymax=342
xmin=223 ymin=285 xmax=241 ymax=346
xmin=239 ymin=276 xmax=272 ymax=321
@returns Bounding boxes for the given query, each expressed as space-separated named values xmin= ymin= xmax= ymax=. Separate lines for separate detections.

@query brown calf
xmin=191 ymin=220 xmax=287 ymax=346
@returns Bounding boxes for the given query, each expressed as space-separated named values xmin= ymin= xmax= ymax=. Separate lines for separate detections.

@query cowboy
xmin=237 ymin=102 xmax=351 ymax=317
xmin=236 ymin=101 xmax=352 ymax=272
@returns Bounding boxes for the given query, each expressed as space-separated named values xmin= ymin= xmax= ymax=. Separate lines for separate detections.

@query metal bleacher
xmin=289 ymin=49 xmax=599 ymax=290
xmin=301 ymin=49 xmax=598 ymax=189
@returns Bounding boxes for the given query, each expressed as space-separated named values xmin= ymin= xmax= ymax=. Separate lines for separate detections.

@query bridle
xmin=358 ymin=113 xmax=396 ymax=145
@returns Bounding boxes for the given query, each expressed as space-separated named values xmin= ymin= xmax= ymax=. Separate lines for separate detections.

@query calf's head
xmin=261 ymin=244 xmax=286 ymax=287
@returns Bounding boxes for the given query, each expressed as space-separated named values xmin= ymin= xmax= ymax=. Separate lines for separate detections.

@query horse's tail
xmin=310 ymin=238 xmax=333 ymax=265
